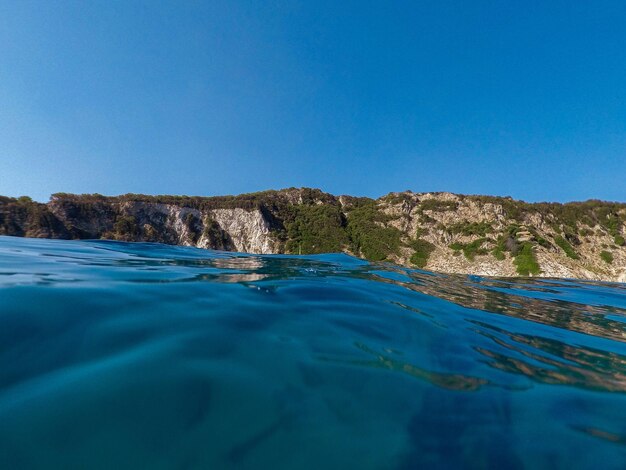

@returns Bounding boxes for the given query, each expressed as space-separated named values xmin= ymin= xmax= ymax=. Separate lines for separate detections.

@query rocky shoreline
xmin=1 ymin=188 xmax=625 ymax=282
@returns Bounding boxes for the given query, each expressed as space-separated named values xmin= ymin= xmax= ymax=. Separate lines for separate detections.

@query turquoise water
xmin=1 ymin=236 xmax=626 ymax=469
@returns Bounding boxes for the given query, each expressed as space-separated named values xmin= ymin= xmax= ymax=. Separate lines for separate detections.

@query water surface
xmin=1 ymin=236 xmax=626 ymax=468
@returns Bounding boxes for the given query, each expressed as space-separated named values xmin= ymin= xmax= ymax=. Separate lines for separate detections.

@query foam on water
xmin=1 ymin=236 xmax=626 ymax=468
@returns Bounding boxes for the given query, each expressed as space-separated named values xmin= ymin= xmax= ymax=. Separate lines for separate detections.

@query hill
xmin=1 ymin=188 xmax=625 ymax=281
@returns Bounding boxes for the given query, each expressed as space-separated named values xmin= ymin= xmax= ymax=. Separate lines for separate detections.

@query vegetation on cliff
xmin=285 ymin=204 xmax=349 ymax=254
xmin=409 ymin=239 xmax=435 ymax=268
xmin=554 ymin=235 xmax=579 ymax=260
xmin=345 ymin=201 xmax=403 ymax=261
xmin=513 ymin=243 xmax=542 ymax=276
xmin=600 ymin=250 xmax=614 ymax=264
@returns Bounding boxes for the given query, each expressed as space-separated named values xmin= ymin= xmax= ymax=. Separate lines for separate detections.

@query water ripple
xmin=1 ymin=236 xmax=626 ymax=469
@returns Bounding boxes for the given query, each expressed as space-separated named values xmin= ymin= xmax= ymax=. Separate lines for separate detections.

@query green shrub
xmin=606 ymin=214 xmax=621 ymax=237
xmin=447 ymin=221 xmax=493 ymax=236
xmin=615 ymin=235 xmax=625 ymax=246
xmin=17 ymin=196 xmax=33 ymax=205
xmin=347 ymin=202 xmax=402 ymax=261
xmin=463 ymin=238 xmax=489 ymax=260
xmin=285 ymin=204 xmax=349 ymax=254
xmin=600 ymin=251 xmax=614 ymax=264
xmin=554 ymin=235 xmax=579 ymax=259
xmin=113 ymin=215 xmax=139 ymax=239
xmin=449 ymin=238 xmax=489 ymax=261
xmin=409 ymin=239 xmax=435 ymax=268
xmin=514 ymin=243 xmax=541 ymax=276
xmin=492 ymin=247 xmax=506 ymax=260
xmin=417 ymin=199 xmax=457 ymax=213
xmin=384 ymin=193 xmax=413 ymax=205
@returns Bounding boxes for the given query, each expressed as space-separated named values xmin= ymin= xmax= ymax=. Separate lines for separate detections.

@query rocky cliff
xmin=1 ymin=188 xmax=625 ymax=282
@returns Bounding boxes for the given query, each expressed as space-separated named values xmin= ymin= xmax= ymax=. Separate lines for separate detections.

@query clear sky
xmin=1 ymin=1 xmax=625 ymax=203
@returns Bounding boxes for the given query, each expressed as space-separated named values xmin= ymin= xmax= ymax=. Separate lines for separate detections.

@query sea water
xmin=1 ymin=236 xmax=625 ymax=469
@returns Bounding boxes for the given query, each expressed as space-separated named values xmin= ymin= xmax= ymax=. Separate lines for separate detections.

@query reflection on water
xmin=375 ymin=269 xmax=626 ymax=341
xmin=1 ymin=236 xmax=626 ymax=469
xmin=473 ymin=321 xmax=626 ymax=392
xmin=212 ymin=256 xmax=266 ymax=270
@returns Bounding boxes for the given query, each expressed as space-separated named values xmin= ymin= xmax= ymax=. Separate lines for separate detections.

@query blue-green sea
xmin=1 ymin=236 xmax=626 ymax=469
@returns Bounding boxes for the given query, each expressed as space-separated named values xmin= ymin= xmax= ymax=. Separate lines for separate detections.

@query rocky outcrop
xmin=1 ymin=189 xmax=625 ymax=282
xmin=207 ymin=208 xmax=276 ymax=253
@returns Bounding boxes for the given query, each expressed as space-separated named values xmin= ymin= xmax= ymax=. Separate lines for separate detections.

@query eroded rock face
xmin=23 ymin=194 xmax=280 ymax=254
xmin=208 ymin=208 xmax=276 ymax=254
xmin=121 ymin=206 xmax=273 ymax=252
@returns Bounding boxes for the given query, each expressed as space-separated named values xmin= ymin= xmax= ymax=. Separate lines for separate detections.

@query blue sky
xmin=1 ymin=1 xmax=625 ymax=202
